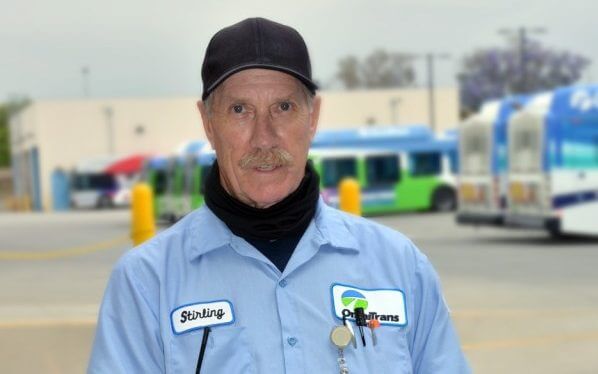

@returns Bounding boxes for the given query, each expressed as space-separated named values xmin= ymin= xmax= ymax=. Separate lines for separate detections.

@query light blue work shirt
xmin=89 ymin=198 xmax=470 ymax=373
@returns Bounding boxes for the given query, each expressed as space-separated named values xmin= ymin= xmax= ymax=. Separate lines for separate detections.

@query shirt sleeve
xmin=87 ymin=252 xmax=165 ymax=374
xmin=408 ymin=251 xmax=471 ymax=374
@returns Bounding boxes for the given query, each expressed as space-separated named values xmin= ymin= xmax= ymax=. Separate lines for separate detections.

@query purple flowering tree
xmin=457 ymin=39 xmax=590 ymax=113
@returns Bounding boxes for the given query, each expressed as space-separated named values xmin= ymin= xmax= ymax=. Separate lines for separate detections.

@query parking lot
xmin=1 ymin=209 xmax=597 ymax=373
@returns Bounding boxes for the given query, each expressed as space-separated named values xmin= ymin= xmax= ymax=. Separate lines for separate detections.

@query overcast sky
xmin=1 ymin=0 xmax=596 ymax=101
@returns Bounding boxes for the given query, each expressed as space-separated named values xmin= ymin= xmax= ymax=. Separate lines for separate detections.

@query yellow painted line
xmin=462 ymin=330 xmax=598 ymax=351
xmin=0 ymin=319 xmax=97 ymax=329
xmin=0 ymin=235 xmax=131 ymax=260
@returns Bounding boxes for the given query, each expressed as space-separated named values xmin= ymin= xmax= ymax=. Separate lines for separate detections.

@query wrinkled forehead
xmin=211 ymin=68 xmax=307 ymax=103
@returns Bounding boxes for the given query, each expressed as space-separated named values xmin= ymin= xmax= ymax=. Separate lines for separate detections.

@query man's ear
xmin=308 ymin=95 xmax=322 ymax=141
xmin=197 ymin=100 xmax=214 ymax=147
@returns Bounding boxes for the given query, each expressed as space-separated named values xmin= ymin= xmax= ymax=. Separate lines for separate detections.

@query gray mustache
xmin=238 ymin=148 xmax=293 ymax=169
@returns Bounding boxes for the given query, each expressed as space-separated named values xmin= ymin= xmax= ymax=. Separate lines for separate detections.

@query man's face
xmin=198 ymin=69 xmax=321 ymax=208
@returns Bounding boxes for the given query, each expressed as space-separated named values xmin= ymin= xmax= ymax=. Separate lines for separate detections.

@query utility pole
xmin=498 ymin=27 xmax=546 ymax=93
xmin=103 ymin=106 xmax=114 ymax=155
xmin=415 ymin=53 xmax=450 ymax=133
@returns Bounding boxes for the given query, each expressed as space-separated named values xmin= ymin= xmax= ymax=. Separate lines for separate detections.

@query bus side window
xmin=154 ymin=171 xmax=167 ymax=196
xmin=366 ymin=155 xmax=400 ymax=186
xmin=410 ymin=152 xmax=441 ymax=176
xmin=322 ymin=158 xmax=357 ymax=188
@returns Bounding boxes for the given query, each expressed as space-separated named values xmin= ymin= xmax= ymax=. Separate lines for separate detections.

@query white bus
xmin=505 ymin=85 xmax=598 ymax=237
xmin=457 ymin=96 xmax=529 ymax=226
xmin=71 ymin=156 xmax=119 ymax=209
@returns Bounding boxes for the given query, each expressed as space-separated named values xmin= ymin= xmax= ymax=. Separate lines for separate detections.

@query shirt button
xmin=287 ymin=337 xmax=298 ymax=346
xmin=278 ymin=279 xmax=288 ymax=288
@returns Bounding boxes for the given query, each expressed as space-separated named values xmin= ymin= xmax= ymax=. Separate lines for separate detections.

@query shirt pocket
xmin=169 ymin=326 xmax=257 ymax=374
xmin=344 ymin=327 xmax=413 ymax=373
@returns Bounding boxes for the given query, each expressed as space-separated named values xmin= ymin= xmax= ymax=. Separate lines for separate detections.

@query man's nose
xmin=250 ymin=109 xmax=278 ymax=149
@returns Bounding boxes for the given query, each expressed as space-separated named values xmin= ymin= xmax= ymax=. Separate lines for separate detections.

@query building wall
xmin=10 ymin=88 xmax=458 ymax=211
xmin=319 ymin=87 xmax=458 ymax=131
xmin=12 ymin=98 xmax=204 ymax=210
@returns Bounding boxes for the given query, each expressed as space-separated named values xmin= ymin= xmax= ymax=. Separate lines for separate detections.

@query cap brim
xmin=202 ymin=63 xmax=318 ymax=100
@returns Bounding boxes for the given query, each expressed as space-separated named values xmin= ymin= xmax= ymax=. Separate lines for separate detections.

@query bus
xmin=143 ymin=141 xmax=206 ymax=222
xmin=71 ymin=156 xmax=119 ymax=209
xmin=505 ymin=85 xmax=598 ymax=236
xmin=152 ymin=126 xmax=459 ymax=220
xmin=457 ymin=95 xmax=529 ymax=226
xmin=311 ymin=125 xmax=458 ymax=215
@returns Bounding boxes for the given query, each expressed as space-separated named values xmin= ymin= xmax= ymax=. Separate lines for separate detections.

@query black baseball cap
xmin=201 ymin=17 xmax=318 ymax=100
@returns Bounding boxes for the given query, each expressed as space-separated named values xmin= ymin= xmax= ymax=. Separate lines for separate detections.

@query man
xmin=88 ymin=18 xmax=470 ymax=373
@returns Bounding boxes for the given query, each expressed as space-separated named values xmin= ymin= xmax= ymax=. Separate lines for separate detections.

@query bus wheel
xmin=432 ymin=187 xmax=456 ymax=212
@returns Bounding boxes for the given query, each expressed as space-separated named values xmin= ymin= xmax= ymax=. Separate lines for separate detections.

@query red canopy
xmin=105 ymin=154 xmax=149 ymax=175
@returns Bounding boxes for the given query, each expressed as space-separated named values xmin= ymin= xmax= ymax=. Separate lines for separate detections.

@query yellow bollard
xmin=339 ymin=177 xmax=362 ymax=216
xmin=131 ymin=183 xmax=156 ymax=246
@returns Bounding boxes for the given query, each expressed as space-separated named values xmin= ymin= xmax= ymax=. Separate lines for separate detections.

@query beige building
xmin=10 ymin=87 xmax=458 ymax=211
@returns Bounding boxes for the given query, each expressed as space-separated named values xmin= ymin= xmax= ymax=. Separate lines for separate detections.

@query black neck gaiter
xmin=204 ymin=161 xmax=320 ymax=241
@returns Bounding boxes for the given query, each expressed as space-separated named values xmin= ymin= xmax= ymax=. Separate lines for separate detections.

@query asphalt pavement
xmin=1 ymin=209 xmax=597 ymax=373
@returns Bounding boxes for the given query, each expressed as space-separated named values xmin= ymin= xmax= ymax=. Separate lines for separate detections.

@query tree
xmin=458 ymin=39 xmax=590 ymax=113
xmin=335 ymin=49 xmax=416 ymax=89
xmin=0 ymin=98 xmax=30 ymax=167
xmin=336 ymin=56 xmax=361 ymax=89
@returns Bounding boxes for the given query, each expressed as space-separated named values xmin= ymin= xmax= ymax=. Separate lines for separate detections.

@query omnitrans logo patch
xmin=331 ymin=283 xmax=407 ymax=327
xmin=170 ymin=300 xmax=234 ymax=335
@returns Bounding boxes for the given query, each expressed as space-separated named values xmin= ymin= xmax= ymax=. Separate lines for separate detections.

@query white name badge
xmin=170 ymin=300 xmax=235 ymax=335
xmin=331 ymin=283 xmax=407 ymax=327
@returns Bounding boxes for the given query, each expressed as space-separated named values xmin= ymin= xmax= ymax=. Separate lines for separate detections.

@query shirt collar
xmin=187 ymin=196 xmax=360 ymax=261
xmin=312 ymin=197 xmax=360 ymax=253
xmin=187 ymin=205 xmax=233 ymax=260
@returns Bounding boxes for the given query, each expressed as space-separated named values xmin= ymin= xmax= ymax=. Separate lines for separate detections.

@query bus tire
xmin=547 ymin=219 xmax=563 ymax=239
xmin=432 ymin=186 xmax=456 ymax=212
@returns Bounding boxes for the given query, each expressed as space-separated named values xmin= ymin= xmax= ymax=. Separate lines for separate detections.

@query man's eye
xmin=232 ymin=105 xmax=244 ymax=114
xmin=279 ymin=102 xmax=291 ymax=111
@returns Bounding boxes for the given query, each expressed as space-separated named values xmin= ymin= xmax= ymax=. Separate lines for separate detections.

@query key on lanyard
xmin=330 ymin=325 xmax=352 ymax=374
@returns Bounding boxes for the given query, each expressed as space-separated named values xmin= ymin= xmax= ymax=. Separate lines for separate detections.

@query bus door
xmin=361 ymin=153 xmax=401 ymax=214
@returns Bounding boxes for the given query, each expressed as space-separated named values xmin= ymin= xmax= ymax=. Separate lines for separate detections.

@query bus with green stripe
xmin=310 ymin=126 xmax=458 ymax=215
xmin=143 ymin=141 xmax=209 ymax=223
xmin=149 ymin=125 xmax=458 ymax=220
